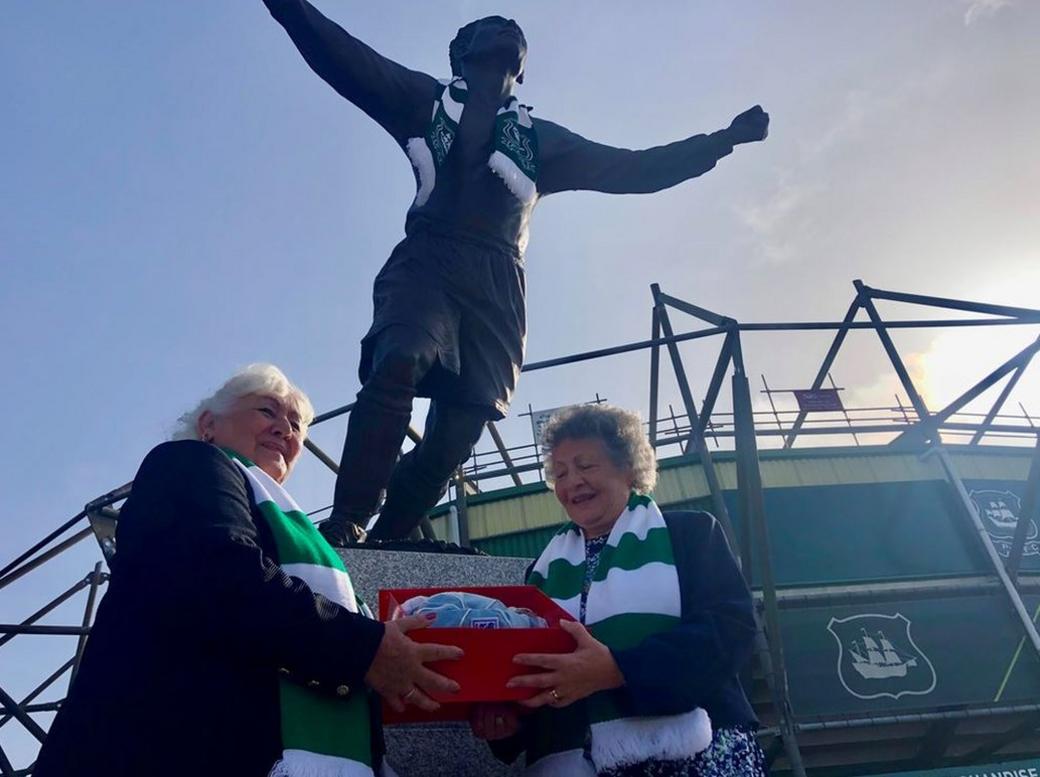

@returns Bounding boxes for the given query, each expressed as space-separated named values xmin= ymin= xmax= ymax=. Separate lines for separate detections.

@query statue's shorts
xmin=360 ymin=221 xmax=526 ymax=420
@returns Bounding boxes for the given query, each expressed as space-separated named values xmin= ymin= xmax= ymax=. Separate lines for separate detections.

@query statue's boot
xmin=317 ymin=515 xmax=369 ymax=547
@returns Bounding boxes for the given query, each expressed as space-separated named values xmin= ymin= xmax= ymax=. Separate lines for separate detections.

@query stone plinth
xmin=338 ymin=548 xmax=530 ymax=777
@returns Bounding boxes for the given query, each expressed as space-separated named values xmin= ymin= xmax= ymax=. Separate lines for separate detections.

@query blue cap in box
xmin=401 ymin=591 xmax=547 ymax=629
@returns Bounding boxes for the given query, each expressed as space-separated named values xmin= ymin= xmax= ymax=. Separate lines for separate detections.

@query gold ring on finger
xmin=402 ymin=688 xmax=417 ymax=702
xmin=550 ymin=688 xmax=562 ymax=703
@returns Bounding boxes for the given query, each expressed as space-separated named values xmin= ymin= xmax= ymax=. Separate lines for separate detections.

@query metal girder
xmin=0 ymin=528 xmax=94 ymax=592
xmin=893 ymin=336 xmax=1040 ymax=446
xmin=933 ymin=447 xmax=1040 ymax=663
xmin=523 ymin=324 xmax=727 ymax=373
xmin=485 ymin=422 xmax=522 ymax=487
xmin=910 ymin=719 xmax=959 ymax=767
xmin=653 ymin=289 xmax=732 ymax=327
xmin=453 ymin=467 xmax=471 ymax=548
xmin=739 ymin=317 xmax=1030 ymax=331
xmin=650 ymin=285 xmax=737 ymax=550
xmin=861 ymin=282 xmax=1040 ymax=321
xmin=0 ymin=577 xmax=90 ymax=651
xmin=72 ymin=563 xmax=105 ymax=682
xmin=0 ymin=657 xmax=75 ymax=730
xmin=763 ymin=735 xmax=785 ymax=768
xmin=760 ymin=374 xmax=785 ymax=432
xmin=0 ymin=510 xmax=90 ymax=586
xmin=87 ymin=506 xmax=118 ymax=562
xmin=855 ymin=281 xmax=933 ymax=428
xmin=649 ymin=306 xmax=661 ymax=449
xmin=0 ymin=625 xmax=89 ymax=636
xmin=311 ymin=400 xmax=356 ymax=425
xmin=697 ymin=331 xmax=735 ymax=436
xmin=783 ymin=298 xmax=861 ymax=448
xmin=733 ymin=354 xmax=807 ymax=777
xmin=796 ymin=701 xmax=1040 ymax=731
xmin=303 ymin=437 xmax=340 ymax=473
xmin=960 ymin=713 xmax=1040 ymax=761
xmin=0 ymin=684 xmax=47 ymax=744
xmin=1008 ymin=435 xmax=1040 ymax=577
xmin=1 ymin=482 xmax=125 ymax=586
xmin=971 ymin=357 xmax=1031 ymax=445
xmin=304 ymin=424 xmax=481 ymax=500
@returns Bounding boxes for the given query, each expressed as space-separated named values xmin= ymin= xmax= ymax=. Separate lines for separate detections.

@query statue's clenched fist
xmin=727 ymin=105 xmax=769 ymax=145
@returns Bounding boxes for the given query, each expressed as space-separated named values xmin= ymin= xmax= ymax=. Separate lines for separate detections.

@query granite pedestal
xmin=339 ymin=548 xmax=531 ymax=777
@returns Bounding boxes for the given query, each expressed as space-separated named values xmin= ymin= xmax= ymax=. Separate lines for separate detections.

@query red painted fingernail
xmin=425 ymin=612 xmax=437 ymax=620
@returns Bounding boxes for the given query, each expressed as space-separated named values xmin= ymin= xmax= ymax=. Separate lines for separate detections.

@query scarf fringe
xmin=525 ymin=748 xmax=595 ymax=777
xmin=269 ymin=749 xmax=374 ymax=777
xmin=489 ymin=149 xmax=537 ymax=204
xmin=590 ymin=709 xmax=712 ymax=771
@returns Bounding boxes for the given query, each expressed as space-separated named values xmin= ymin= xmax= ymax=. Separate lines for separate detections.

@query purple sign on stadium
xmin=794 ymin=388 xmax=844 ymax=412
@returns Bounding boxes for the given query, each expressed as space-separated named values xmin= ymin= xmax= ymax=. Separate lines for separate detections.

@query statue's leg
xmin=367 ymin=400 xmax=489 ymax=541
xmin=322 ymin=325 xmax=439 ymax=546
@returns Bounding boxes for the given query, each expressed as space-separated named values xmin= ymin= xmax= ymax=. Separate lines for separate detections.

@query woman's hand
xmin=469 ymin=702 xmax=521 ymax=740
xmin=506 ymin=619 xmax=624 ymax=708
xmin=364 ymin=614 xmax=463 ymax=712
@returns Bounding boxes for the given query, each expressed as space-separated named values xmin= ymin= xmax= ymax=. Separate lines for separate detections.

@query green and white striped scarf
xmin=525 ymin=494 xmax=711 ymax=776
xmin=226 ymin=450 xmax=376 ymax=777
xmin=406 ymin=77 xmax=538 ymax=207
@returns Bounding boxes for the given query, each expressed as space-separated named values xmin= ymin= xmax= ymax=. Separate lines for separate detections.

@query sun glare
xmin=911 ymin=261 xmax=1040 ymax=422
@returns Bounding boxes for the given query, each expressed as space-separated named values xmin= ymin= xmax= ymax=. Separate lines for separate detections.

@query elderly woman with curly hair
xmin=34 ymin=364 xmax=460 ymax=777
xmin=471 ymin=404 xmax=765 ymax=776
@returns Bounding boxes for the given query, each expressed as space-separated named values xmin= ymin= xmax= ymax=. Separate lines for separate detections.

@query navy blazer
xmin=34 ymin=441 xmax=387 ymax=777
xmin=611 ymin=510 xmax=758 ymax=728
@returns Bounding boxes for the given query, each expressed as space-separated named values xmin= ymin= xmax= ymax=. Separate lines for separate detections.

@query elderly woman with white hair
xmin=471 ymin=404 xmax=765 ymax=776
xmin=35 ymin=364 xmax=460 ymax=777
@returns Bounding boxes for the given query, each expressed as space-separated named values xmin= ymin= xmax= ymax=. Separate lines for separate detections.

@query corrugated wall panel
xmin=433 ymin=447 xmax=1034 ymax=548
xmin=473 ymin=524 xmax=565 ymax=559
xmin=441 ymin=447 xmax=1036 ymax=570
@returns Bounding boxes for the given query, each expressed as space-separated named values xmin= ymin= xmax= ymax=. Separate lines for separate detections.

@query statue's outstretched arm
xmin=536 ymin=106 xmax=768 ymax=196
xmin=262 ymin=0 xmax=437 ymax=142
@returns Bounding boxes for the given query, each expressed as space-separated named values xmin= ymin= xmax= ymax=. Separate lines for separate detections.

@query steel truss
xmin=3 ymin=279 xmax=1040 ymax=774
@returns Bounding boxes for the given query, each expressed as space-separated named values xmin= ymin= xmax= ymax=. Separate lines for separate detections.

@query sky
xmin=1 ymin=0 xmax=1039 ymax=767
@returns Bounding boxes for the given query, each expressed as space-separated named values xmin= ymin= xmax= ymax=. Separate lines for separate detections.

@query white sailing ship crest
xmin=969 ymin=489 xmax=1038 ymax=558
xmin=827 ymin=613 xmax=936 ymax=700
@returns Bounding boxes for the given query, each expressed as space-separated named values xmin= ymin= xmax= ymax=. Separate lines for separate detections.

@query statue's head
xmin=449 ymin=16 xmax=527 ymax=83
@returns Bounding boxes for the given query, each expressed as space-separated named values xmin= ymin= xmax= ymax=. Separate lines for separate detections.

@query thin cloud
xmin=732 ymin=89 xmax=878 ymax=265
xmin=963 ymin=0 xmax=1014 ymax=26
xmin=734 ymin=177 xmax=820 ymax=264
xmin=734 ymin=67 xmax=950 ymax=266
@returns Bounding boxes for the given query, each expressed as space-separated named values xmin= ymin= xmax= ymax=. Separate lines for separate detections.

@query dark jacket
xmin=34 ymin=441 xmax=387 ymax=777
xmin=494 ymin=509 xmax=758 ymax=764
xmin=612 ymin=510 xmax=758 ymax=728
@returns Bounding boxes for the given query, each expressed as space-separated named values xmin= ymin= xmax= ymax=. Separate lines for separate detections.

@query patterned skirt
xmin=598 ymin=726 xmax=768 ymax=777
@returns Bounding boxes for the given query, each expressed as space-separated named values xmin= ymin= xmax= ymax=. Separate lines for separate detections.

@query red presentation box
xmin=378 ymin=585 xmax=576 ymax=723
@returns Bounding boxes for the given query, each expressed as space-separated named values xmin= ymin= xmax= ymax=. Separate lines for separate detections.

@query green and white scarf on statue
xmin=225 ymin=450 xmax=378 ymax=777
xmin=525 ymin=494 xmax=712 ymax=776
xmin=407 ymin=77 xmax=538 ymax=207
